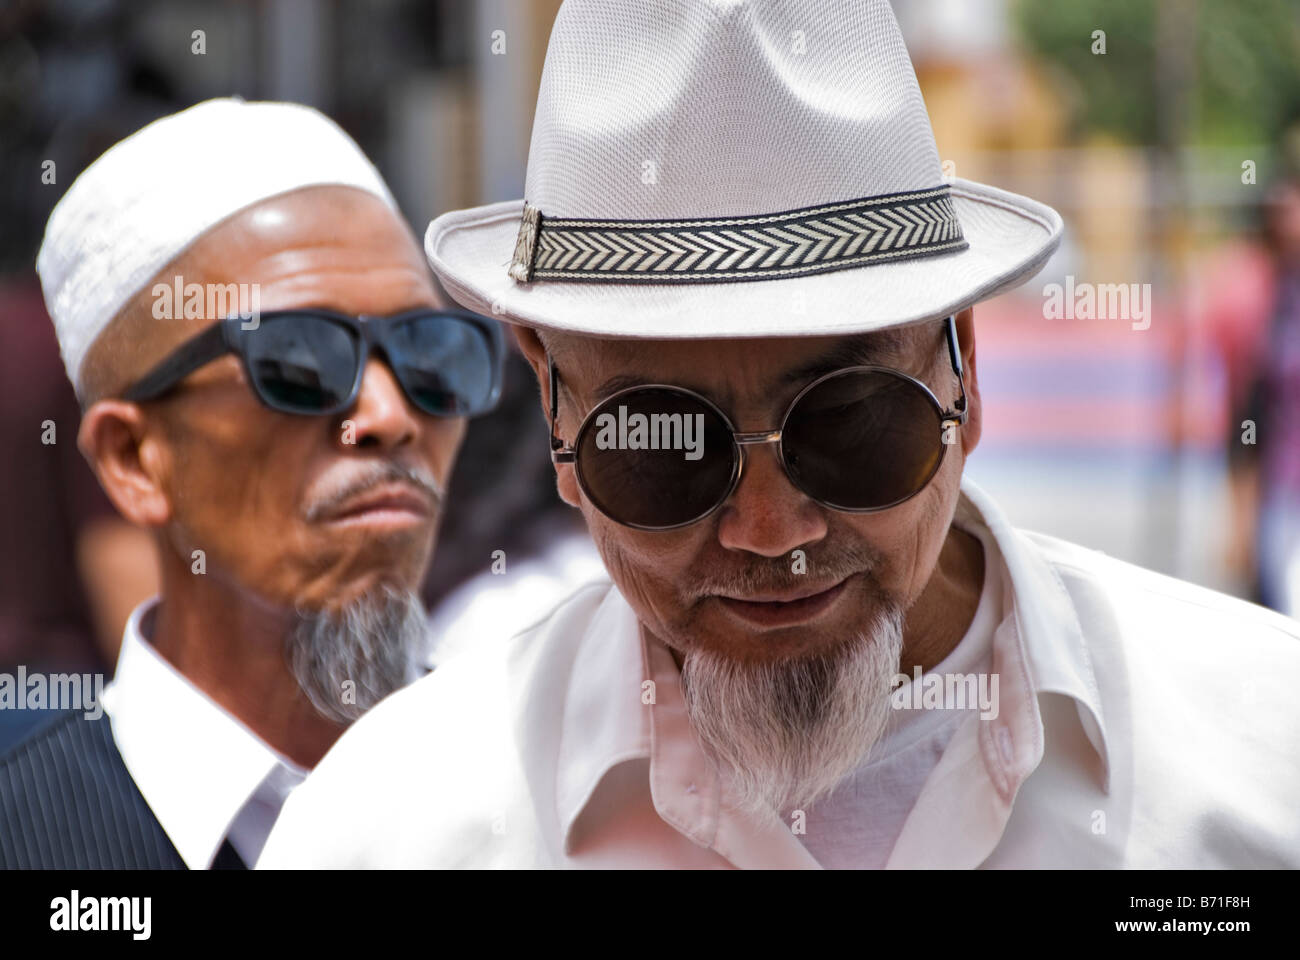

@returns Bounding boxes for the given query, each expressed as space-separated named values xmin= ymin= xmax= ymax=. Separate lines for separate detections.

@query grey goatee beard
xmin=285 ymin=586 xmax=428 ymax=724
xmin=680 ymin=603 xmax=906 ymax=818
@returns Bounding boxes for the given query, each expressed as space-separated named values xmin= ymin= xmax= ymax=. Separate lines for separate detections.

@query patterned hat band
xmin=507 ymin=184 xmax=966 ymax=285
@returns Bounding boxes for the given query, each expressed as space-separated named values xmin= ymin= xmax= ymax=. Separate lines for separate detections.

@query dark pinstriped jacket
xmin=0 ymin=710 xmax=244 ymax=869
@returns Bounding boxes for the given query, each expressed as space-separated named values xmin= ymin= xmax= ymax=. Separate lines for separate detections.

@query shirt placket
xmin=641 ymin=634 xmax=822 ymax=869
xmin=884 ymin=608 xmax=1046 ymax=868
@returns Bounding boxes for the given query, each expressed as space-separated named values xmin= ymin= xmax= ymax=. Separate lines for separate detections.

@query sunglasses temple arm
xmin=547 ymin=355 xmax=577 ymax=463
xmin=121 ymin=323 xmax=231 ymax=402
xmin=944 ymin=315 xmax=969 ymax=424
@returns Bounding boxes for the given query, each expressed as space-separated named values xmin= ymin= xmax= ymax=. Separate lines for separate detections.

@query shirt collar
xmin=880 ymin=477 xmax=1112 ymax=868
xmin=956 ymin=477 xmax=1111 ymax=789
xmin=555 ymin=588 xmax=649 ymax=840
xmin=555 ymin=475 xmax=1111 ymax=864
xmin=101 ymin=598 xmax=308 ymax=869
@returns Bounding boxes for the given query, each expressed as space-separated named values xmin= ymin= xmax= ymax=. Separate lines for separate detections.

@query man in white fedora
xmin=260 ymin=0 xmax=1300 ymax=868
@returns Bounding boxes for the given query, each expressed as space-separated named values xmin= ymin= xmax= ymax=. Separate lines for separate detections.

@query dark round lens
xmin=245 ymin=314 xmax=360 ymax=412
xmin=386 ymin=314 xmax=497 ymax=416
xmin=782 ymin=369 xmax=945 ymax=510
xmin=575 ymin=387 xmax=737 ymax=529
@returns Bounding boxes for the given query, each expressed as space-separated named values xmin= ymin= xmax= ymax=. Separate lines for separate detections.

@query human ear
xmin=77 ymin=401 xmax=173 ymax=527
xmin=952 ymin=307 xmax=982 ymax=457
xmin=512 ymin=326 xmax=581 ymax=508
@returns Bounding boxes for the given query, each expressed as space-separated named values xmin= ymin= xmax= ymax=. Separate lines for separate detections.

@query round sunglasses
xmin=122 ymin=308 xmax=505 ymax=417
xmin=549 ymin=316 xmax=968 ymax=530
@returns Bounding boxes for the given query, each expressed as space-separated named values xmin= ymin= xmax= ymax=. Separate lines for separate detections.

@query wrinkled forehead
xmin=550 ymin=324 xmax=931 ymax=416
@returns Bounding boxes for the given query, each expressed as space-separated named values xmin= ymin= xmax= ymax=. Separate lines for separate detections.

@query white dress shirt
xmin=258 ymin=477 xmax=1300 ymax=868
xmin=426 ymin=532 xmax=606 ymax=668
xmin=101 ymin=600 xmax=308 ymax=868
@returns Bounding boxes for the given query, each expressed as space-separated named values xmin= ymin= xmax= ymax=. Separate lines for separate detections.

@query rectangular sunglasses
xmin=122 ymin=308 xmax=505 ymax=417
xmin=549 ymin=315 xmax=968 ymax=530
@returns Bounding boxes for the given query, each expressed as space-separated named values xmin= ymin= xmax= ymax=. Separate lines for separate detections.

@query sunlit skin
xmin=77 ymin=185 xmax=466 ymax=767
xmin=515 ymin=308 xmax=985 ymax=673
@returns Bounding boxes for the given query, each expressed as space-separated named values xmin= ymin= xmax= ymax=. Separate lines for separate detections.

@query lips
xmin=319 ymin=482 xmax=434 ymax=529
xmin=714 ymin=576 xmax=851 ymax=628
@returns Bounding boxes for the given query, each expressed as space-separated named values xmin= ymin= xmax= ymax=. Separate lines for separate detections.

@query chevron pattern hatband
xmin=507 ymin=185 xmax=967 ymax=284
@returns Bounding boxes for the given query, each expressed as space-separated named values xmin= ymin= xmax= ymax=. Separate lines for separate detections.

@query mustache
xmin=303 ymin=461 xmax=444 ymax=523
xmin=683 ymin=539 xmax=886 ymax=601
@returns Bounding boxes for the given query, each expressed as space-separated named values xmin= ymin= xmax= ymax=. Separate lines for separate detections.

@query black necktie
xmin=211 ymin=837 xmax=248 ymax=870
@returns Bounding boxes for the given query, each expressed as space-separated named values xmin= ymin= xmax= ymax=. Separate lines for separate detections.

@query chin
xmin=305 ymin=571 xmax=422 ymax=615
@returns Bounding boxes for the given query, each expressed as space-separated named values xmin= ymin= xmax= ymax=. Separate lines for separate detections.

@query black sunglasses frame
xmin=548 ymin=315 xmax=968 ymax=530
xmin=122 ymin=308 xmax=506 ymax=417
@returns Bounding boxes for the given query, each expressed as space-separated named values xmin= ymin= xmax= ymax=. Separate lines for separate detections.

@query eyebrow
xmin=779 ymin=328 xmax=912 ymax=387
xmin=582 ymin=327 xmax=916 ymax=407
xmin=591 ymin=372 xmax=648 ymax=404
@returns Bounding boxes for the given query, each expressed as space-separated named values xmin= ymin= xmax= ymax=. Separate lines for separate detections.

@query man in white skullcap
xmin=0 ymin=98 xmax=504 ymax=869
xmin=261 ymin=0 xmax=1300 ymax=869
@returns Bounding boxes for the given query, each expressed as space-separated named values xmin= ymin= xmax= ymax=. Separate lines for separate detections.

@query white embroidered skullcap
xmin=37 ymin=97 xmax=398 ymax=394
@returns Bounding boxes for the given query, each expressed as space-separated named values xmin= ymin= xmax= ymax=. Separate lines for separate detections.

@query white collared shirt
xmin=258 ymin=477 xmax=1300 ymax=868
xmin=102 ymin=601 xmax=308 ymax=868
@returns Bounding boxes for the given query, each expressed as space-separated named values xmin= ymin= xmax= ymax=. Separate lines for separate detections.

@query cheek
xmin=843 ymin=481 xmax=955 ymax=599
xmin=420 ymin=417 xmax=467 ymax=487
xmin=584 ymin=507 xmax=703 ymax=629
xmin=902 ymin=475 xmax=962 ymax=597
xmin=163 ymin=411 xmax=319 ymax=584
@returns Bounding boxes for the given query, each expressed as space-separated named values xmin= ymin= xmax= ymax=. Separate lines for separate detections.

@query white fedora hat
xmin=426 ymin=0 xmax=1062 ymax=339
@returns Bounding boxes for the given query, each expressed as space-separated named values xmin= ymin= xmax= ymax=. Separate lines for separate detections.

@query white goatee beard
xmin=285 ymin=586 xmax=428 ymax=724
xmin=680 ymin=603 xmax=906 ymax=818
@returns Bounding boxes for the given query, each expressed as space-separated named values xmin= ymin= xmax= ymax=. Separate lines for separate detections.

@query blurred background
xmin=2 ymin=0 xmax=1299 ymax=745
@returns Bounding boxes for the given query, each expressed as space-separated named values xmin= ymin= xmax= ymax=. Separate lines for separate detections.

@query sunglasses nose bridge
xmin=724 ymin=428 xmax=808 ymax=507
xmin=727 ymin=431 xmax=782 ymax=504
xmin=349 ymin=327 xmax=412 ymax=410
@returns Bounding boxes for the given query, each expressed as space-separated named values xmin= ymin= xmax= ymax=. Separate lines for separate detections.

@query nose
xmin=336 ymin=358 xmax=419 ymax=450
xmin=715 ymin=441 xmax=827 ymax=557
